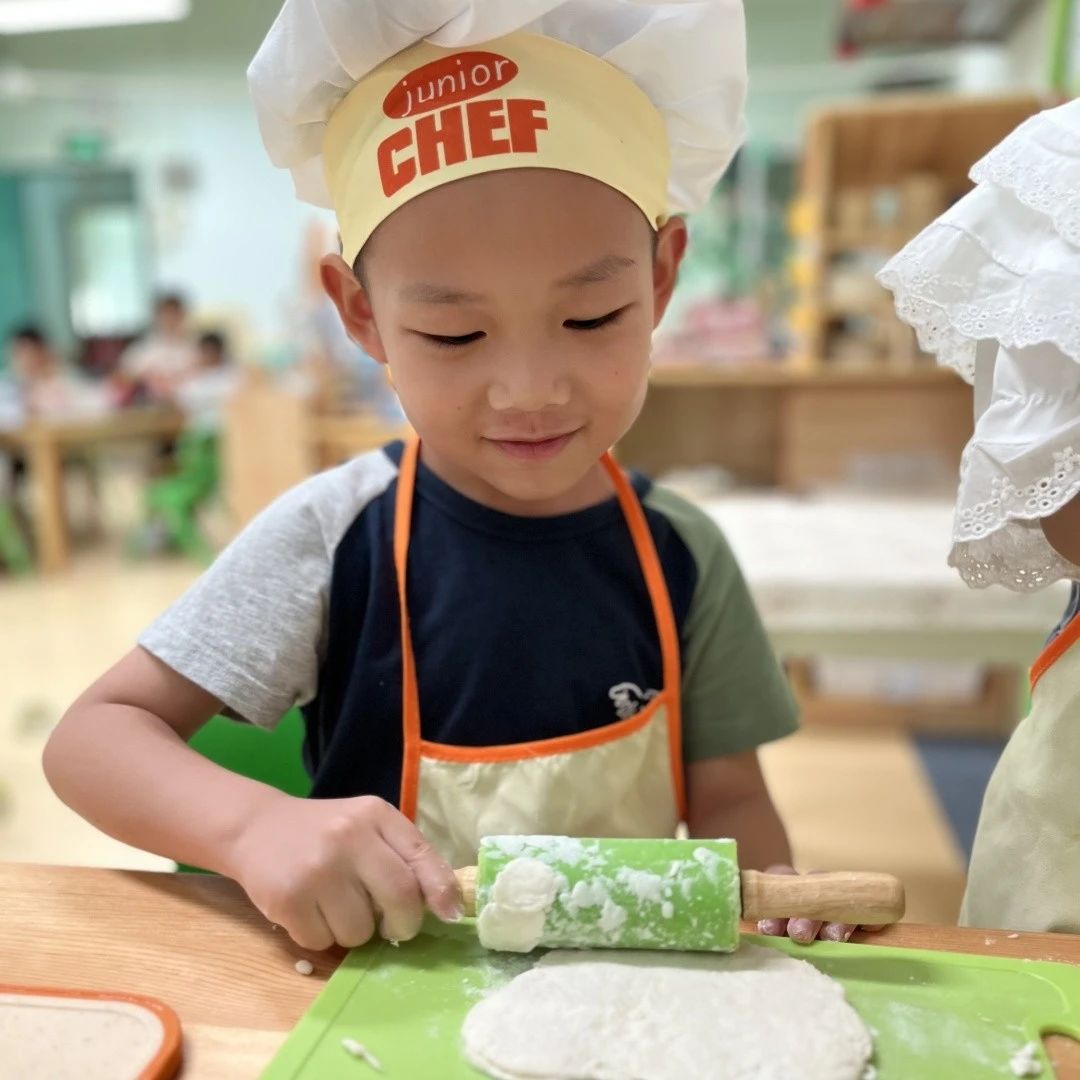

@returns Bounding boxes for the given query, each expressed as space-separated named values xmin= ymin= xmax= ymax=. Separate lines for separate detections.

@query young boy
xmin=45 ymin=1 xmax=836 ymax=952
xmin=118 ymin=292 xmax=198 ymax=404
xmin=7 ymin=325 xmax=82 ymax=419
xmin=175 ymin=331 xmax=239 ymax=433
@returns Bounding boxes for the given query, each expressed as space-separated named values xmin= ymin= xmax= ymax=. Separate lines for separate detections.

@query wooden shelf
xmin=824 ymin=228 xmax=913 ymax=253
xmin=648 ymin=362 xmax=961 ymax=389
xmin=795 ymin=92 xmax=1045 ymax=367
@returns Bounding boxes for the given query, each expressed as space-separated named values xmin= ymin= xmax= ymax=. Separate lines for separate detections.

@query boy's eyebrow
xmin=556 ymin=254 xmax=637 ymax=288
xmin=398 ymin=254 xmax=636 ymax=304
xmin=399 ymin=283 xmax=486 ymax=305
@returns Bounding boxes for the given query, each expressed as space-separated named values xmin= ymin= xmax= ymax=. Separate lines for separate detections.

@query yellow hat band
xmin=324 ymin=32 xmax=671 ymax=265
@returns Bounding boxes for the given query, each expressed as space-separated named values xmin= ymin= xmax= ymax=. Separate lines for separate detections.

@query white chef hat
xmin=248 ymin=0 xmax=747 ymax=264
xmin=879 ymin=99 xmax=1080 ymax=592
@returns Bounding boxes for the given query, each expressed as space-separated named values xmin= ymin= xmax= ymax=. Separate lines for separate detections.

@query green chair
xmin=130 ymin=430 xmax=220 ymax=565
xmin=178 ymin=707 xmax=311 ymax=873
xmin=0 ymin=500 xmax=31 ymax=575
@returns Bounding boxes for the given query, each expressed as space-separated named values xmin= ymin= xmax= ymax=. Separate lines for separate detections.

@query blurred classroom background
xmin=0 ymin=0 xmax=1075 ymax=924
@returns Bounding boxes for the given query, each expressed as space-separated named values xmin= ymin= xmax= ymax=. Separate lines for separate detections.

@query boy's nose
xmin=487 ymin=353 xmax=571 ymax=412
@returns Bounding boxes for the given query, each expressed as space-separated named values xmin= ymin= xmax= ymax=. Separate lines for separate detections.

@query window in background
xmin=67 ymin=200 xmax=146 ymax=339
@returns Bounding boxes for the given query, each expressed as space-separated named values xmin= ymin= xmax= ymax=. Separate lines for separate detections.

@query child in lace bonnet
xmin=879 ymin=98 xmax=1080 ymax=933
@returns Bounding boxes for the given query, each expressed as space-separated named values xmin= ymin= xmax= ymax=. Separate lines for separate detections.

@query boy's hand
xmin=227 ymin=793 xmax=462 ymax=951
xmin=754 ymin=865 xmax=889 ymax=945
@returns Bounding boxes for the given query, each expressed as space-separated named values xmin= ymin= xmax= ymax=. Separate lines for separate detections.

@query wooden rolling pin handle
xmin=455 ymin=866 xmax=479 ymax=918
xmin=741 ymin=870 xmax=906 ymax=925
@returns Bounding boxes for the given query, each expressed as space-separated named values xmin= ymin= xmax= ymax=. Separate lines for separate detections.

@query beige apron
xmin=961 ymin=614 xmax=1080 ymax=932
xmin=393 ymin=436 xmax=686 ymax=868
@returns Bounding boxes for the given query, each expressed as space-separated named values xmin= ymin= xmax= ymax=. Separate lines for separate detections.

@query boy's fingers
xmin=282 ymin=903 xmax=336 ymax=952
xmin=787 ymin=917 xmax=823 ymax=945
xmin=378 ymin=813 xmax=462 ymax=922
xmin=317 ymin=881 xmax=376 ymax=948
xmin=358 ymin=843 xmax=425 ymax=943
xmin=760 ymin=868 xmax=803 ymax=937
xmin=822 ymin=922 xmax=856 ymax=943
xmin=756 ymin=918 xmax=788 ymax=936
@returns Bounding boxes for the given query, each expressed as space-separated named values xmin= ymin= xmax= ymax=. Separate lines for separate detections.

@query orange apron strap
xmin=394 ymin=436 xmax=423 ymax=820
xmin=600 ymin=453 xmax=686 ymax=819
xmin=1031 ymin=609 xmax=1080 ymax=693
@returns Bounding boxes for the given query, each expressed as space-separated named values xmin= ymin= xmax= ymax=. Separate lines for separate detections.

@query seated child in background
xmin=175 ymin=331 xmax=241 ymax=434
xmin=128 ymin=330 xmax=238 ymax=561
xmin=117 ymin=292 xmax=199 ymax=405
xmin=44 ymin=0 xmax=884 ymax=952
xmin=879 ymin=97 xmax=1080 ymax=932
xmin=7 ymin=325 xmax=96 ymax=420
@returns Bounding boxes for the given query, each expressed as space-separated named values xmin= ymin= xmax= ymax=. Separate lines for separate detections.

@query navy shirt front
xmin=303 ymin=443 xmax=697 ymax=804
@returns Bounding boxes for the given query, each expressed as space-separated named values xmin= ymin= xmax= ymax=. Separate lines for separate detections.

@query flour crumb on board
xmin=341 ymin=1037 xmax=384 ymax=1071
xmin=1007 ymin=932 xmax=1020 ymax=939
xmin=1009 ymin=1042 xmax=1042 ymax=1077
xmin=294 ymin=959 xmax=315 ymax=976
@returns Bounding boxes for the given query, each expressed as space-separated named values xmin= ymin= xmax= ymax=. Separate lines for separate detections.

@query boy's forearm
xmin=44 ymin=704 xmax=284 ymax=877
xmin=687 ymin=789 xmax=792 ymax=872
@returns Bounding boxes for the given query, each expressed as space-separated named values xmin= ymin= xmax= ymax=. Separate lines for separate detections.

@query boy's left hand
xmin=754 ymin=865 xmax=889 ymax=945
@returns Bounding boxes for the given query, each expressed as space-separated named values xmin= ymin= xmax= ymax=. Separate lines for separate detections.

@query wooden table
xmin=0 ymin=409 xmax=186 ymax=574
xmin=705 ymin=493 xmax=1071 ymax=736
xmin=2 ymin=863 xmax=1078 ymax=1078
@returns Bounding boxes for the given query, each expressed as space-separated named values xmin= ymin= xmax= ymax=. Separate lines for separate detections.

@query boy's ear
xmin=651 ymin=217 xmax=689 ymax=329
xmin=319 ymin=254 xmax=387 ymax=364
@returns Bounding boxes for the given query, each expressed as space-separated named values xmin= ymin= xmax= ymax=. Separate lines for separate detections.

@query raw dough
xmin=463 ymin=945 xmax=873 ymax=1080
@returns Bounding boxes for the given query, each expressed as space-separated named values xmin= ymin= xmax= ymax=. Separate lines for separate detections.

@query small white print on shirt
xmin=608 ymin=682 xmax=659 ymax=720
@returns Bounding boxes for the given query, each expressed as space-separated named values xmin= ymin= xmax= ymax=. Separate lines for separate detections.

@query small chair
xmin=0 ymin=498 xmax=31 ymax=575
xmin=178 ymin=708 xmax=311 ymax=874
xmin=130 ymin=430 xmax=220 ymax=565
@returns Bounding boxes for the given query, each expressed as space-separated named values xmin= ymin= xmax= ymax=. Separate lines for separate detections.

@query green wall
xmin=0 ymin=175 xmax=32 ymax=358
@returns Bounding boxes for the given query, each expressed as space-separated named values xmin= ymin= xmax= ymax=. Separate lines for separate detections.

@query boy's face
xmin=321 ymin=169 xmax=686 ymax=514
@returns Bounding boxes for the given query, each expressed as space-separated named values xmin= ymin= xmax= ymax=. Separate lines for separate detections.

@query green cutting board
xmin=264 ymin=920 xmax=1080 ymax=1079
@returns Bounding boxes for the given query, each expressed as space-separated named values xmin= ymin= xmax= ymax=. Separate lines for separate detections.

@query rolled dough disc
xmin=462 ymin=944 xmax=873 ymax=1080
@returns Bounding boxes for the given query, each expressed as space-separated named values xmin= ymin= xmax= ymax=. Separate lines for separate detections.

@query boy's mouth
xmin=485 ymin=430 xmax=579 ymax=462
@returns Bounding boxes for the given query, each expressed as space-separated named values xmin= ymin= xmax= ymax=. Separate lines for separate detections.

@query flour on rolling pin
xmin=474 ymin=836 xmax=742 ymax=953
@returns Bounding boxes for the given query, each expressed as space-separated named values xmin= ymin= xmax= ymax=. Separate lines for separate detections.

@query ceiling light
xmin=0 ymin=0 xmax=190 ymax=35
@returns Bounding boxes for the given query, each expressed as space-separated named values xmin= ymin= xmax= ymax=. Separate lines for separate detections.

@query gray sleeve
xmin=138 ymin=449 xmax=397 ymax=728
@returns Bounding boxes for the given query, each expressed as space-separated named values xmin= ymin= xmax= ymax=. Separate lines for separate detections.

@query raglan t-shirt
xmin=140 ymin=443 xmax=798 ymax=805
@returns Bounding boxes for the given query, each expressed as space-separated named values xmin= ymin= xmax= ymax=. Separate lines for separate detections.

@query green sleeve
xmin=645 ymin=485 xmax=799 ymax=761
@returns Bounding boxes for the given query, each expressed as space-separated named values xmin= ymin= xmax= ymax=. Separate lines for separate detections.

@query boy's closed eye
xmin=414 ymin=305 xmax=630 ymax=349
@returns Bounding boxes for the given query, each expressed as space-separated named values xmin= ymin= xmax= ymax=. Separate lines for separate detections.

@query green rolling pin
xmin=454 ymin=835 xmax=905 ymax=953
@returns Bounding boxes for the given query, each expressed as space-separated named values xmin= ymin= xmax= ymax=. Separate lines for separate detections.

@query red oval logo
xmin=383 ymin=51 xmax=519 ymax=119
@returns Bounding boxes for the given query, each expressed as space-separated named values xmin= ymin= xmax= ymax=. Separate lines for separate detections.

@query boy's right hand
xmin=226 ymin=793 xmax=462 ymax=951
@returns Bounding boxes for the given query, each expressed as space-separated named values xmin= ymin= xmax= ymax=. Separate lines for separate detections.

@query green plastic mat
xmin=264 ymin=921 xmax=1080 ymax=1079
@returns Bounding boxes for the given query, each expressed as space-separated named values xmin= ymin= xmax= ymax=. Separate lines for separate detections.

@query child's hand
xmin=754 ymin=865 xmax=888 ymax=945
xmin=227 ymin=793 xmax=462 ymax=951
